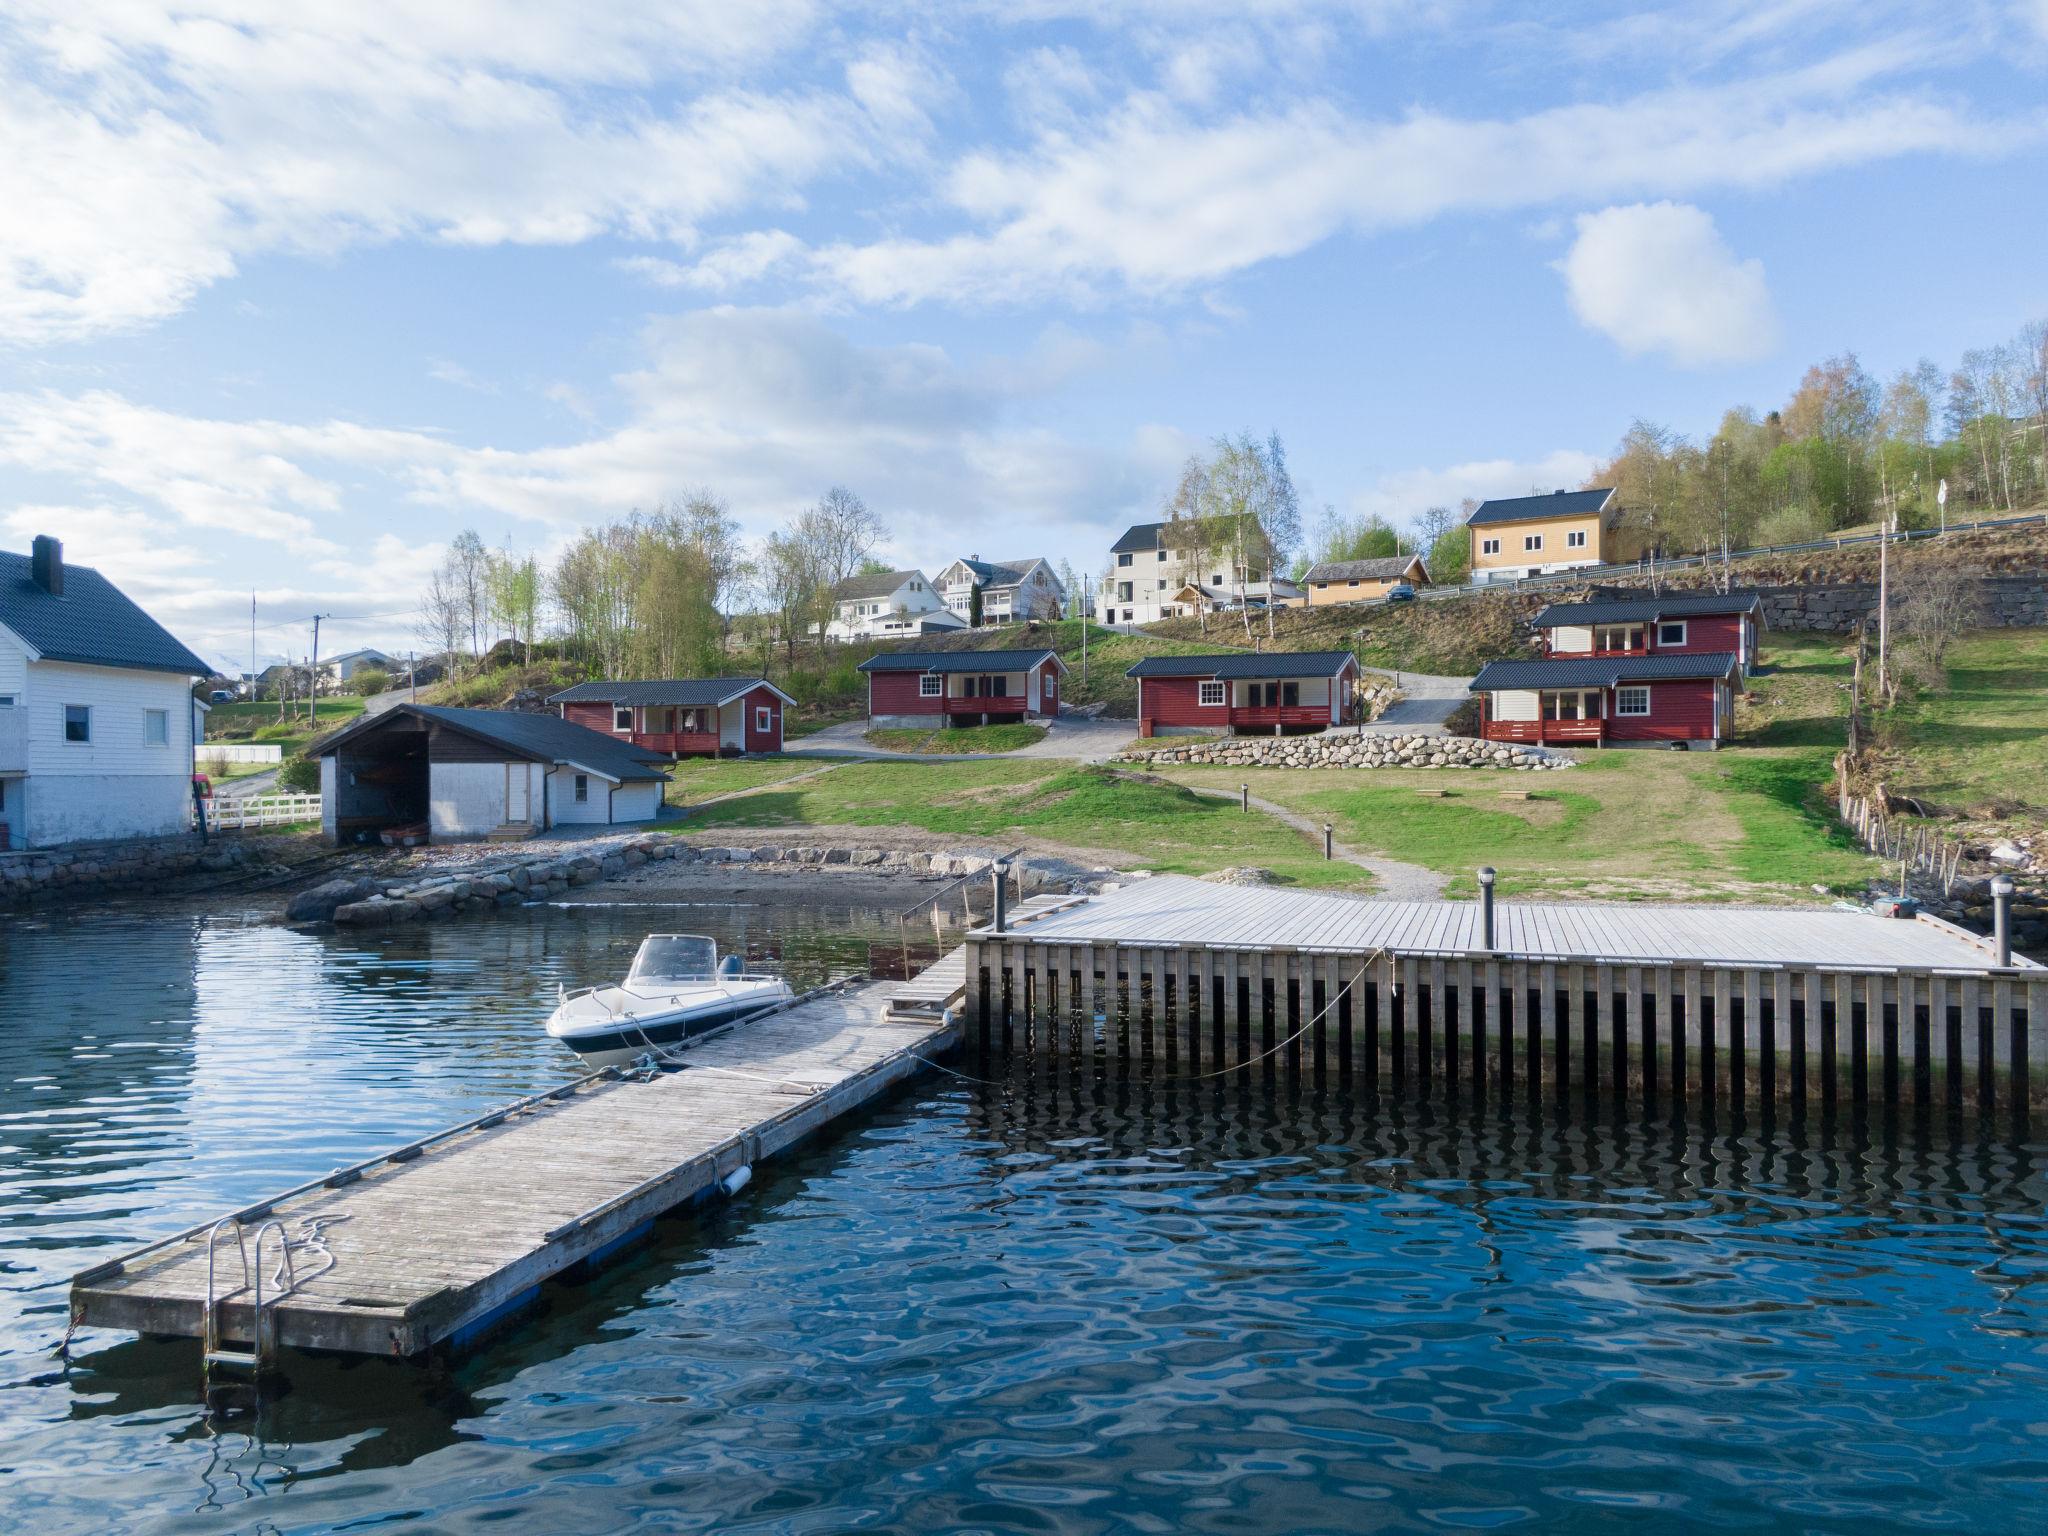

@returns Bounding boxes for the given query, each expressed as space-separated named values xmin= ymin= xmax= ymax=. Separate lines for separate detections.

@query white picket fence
xmin=202 ymin=793 xmax=322 ymax=831
xmin=197 ymin=743 xmax=283 ymax=766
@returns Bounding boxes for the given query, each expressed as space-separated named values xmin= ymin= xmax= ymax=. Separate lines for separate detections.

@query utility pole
xmin=1877 ymin=515 xmax=1892 ymax=703
xmin=248 ymin=592 xmax=256 ymax=703
xmin=310 ymin=614 xmax=327 ymax=727
xmin=1080 ymin=571 xmax=1089 ymax=687
xmin=409 ymin=649 xmax=418 ymax=703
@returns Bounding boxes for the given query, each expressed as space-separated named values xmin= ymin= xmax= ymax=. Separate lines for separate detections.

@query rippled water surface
xmin=3 ymin=894 xmax=2046 ymax=1534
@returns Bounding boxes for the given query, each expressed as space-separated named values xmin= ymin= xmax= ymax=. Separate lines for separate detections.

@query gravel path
xmin=1176 ymin=781 xmax=1447 ymax=901
xmin=784 ymin=716 xmax=1137 ymax=764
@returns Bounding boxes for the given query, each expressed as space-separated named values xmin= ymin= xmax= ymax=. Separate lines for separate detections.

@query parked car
xmin=1385 ymin=583 xmax=1417 ymax=603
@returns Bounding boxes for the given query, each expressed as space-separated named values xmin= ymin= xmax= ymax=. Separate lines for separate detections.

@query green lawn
xmin=864 ymin=723 xmax=1048 ymax=754
xmin=207 ymin=696 xmax=368 ymax=758
xmin=664 ymin=757 xmax=823 ymax=807
xmin=674 ymin=760 xmax=1372 ymax=890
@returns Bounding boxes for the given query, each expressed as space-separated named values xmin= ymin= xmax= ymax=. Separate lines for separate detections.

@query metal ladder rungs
xmin=205 ymin=1348 xmax=260 ymax=1369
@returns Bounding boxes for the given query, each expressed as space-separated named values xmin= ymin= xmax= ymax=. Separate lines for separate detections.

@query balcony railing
xmin=1484 ymin=718 xmax=1606 ymax=744
xmin=944 ymin=696 xmax=1026 ymax=717
xmin=633 ymin=730 xmax=722 ymax=754
xmin=1229 ymin=704 xmax=1331 ymax=728
xmin=0 ymin=707 xmax=23 ymax=773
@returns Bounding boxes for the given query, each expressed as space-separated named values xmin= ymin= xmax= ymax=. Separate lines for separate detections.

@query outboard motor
xmin=719 ymin=954 xmax=744 ymax=979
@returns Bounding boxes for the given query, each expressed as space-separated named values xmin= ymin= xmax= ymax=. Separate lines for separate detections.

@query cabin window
xmin=1657 ymin=621 xmax=1688 ymax=646
xmin=63 ymin=704 xmax=90 ymax=743
xmin=143 ymin=708 xmax=168 ymax=746
xmin=754 ymin=706 xmax=772 ymax=732
xmin=1156 ymin=549 xmax=1167 ymax=561
xmin=1210 ymin=574 xmax=1222 ymax=585
xmin=612 ymin=706 xmax=632 ymax=732
xmin=1594 ymin=624 xmax=1641 ymax=651
xmin=1567 ymin=529 xmax=1588 ymax=548
xmin=573 ymin=774 xmax=589 ymax=802
xmin=1524 ymin=534 xmax=1543 ymax=551
xmin=919 ymin=673 xmax=944 ymax=698
xmin=1117 ymin=552 xmax=1133 ymax=567
xmin=1481 ymin=538 xmax=1501 ymax=555
xmin=0 ymin=694 xmax=15 ymax=707
xmin=681 ymin=709 xmax=700 ymax=732
xmin=1348 ymin=579 xmax=1359 ymax=587
xmin=1198 ymin=681 xmax=1226 ymax=706
xmin=1616 ymin=686 xmax=1651 ymax=716
xmin=1541 ymin=690 xmax=1600 ymax=720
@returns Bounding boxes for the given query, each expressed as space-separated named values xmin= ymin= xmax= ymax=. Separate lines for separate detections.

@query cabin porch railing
xmin=1229 ymin=704 xmax=1332 ymax=729
xmin=943 ymin=696 xmax=1027 ymax=718
xmin=1483 ymin=718 xmax=1606 ymax=744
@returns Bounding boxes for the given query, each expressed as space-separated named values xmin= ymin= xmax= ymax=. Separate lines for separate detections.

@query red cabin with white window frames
xmin=547 ymin=677 xmax=792 ymax=757
xmin=1531 ymin=590 xmax=1763 ymax=675
xmin=1470 ymin=652 xmax=1741 ymax=749
xmin=857 ymin=648 xmax=1066 ymax=728
xmin=1126 ymin=651 xmax=1360 ymax=738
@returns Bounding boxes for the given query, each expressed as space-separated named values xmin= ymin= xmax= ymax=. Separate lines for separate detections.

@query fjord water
xmin=3 ymin=900 xmax=2045 ymax=1534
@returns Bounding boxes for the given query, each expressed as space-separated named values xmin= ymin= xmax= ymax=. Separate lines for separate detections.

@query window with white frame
xmin=754 ymin=706 xmax=772 ymax=732
xmin=63 ymin=704 xmax=90 ymax=743
xmin=574 ymin=773 xmax=589 ymax=802
xmin=1567 ymin=529 xmax=1587 ymax=548
xmin=1524 ymin=534 xmax=1543 ymax=551
xmin=143 ymin=708 xmax=168 ymax=745
xmin=1481 ymin=538 xmax=1501 ymax=555
xmin=613 ymin=706 xmax=632 ymax=731
xmin=1657 ymin=620 xmax=1687 ymax=646
xmin=1616 ymin=686 xmax=1651 ymax=716
xmin=1156 ymin=549 xmax=1167 ymax=561
xmin=1198 ymin=680 xmax=1227 ymax=706
xmin=919 ymin=673 xmax=944 ymax=698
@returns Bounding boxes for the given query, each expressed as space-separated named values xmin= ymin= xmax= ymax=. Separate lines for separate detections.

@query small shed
xmin=311 ymin=705 xmax=670 ymax=844
xmin=549 ymin=677 xmax=794 ymax=757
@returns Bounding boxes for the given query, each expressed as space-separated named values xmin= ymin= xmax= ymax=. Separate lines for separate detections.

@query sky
xmin=2 ymin=1 xmax=2045 ymax=673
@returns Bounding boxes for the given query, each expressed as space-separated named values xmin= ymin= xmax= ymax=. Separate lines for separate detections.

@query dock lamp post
xmin=991 ymin=858 xmax=1012 ymax=934
xmin=1324 ymin=824 xmax=1334 ymax=859
xmin=1240 ymin=783 xmax=1249 ymax=813
xmin=1991 ymin=873 xmax=2014 ymax=967
xmin=1478 ymin=866 xmax=1497 ymax=951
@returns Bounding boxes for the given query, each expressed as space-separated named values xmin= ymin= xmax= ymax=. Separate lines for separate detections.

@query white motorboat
xmin=546 ymin=934 xmax=793 ymax=1068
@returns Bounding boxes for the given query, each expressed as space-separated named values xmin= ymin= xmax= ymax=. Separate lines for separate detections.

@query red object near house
xmin=548 ymin=677 xmax=793 ymax=756
xmin=1470 ymin=652 xmax=1740 ymax=748
xmin=1531 ymin=590 xmax=1763 ymax=673
xmin=1126 ymin=652 xmax=1359 ymax=738
xmin=857 ymin=648 xmax=1066 ymax=726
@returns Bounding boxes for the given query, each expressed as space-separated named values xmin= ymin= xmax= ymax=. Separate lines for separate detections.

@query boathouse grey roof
xmin=858 ymin=648 xmax=1065 ymax=674
xmin=313 ymin=704 xmax=668 ymax=781
xmin=830 ymin=568 xmax=928 ymax=602
xmin=548 ymin=677 xmax=795 ymax=708
xmin=1126 ymin=650 xmax=1358 ymax=680
xmin=1468 ymin=652 xmax=1739 ymax=691
xmin=1465 ymin=488 xmax=1615 ymax=527
xmin=1302 ymin=556 xmax=1425 ymax=583
xmin=0 ymin=547 xmax=212 ymax=676
xmin=1532 ymin=590 xmax=1762 ymax=628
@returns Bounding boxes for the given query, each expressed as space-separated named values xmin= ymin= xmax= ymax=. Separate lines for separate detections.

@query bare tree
xmin=447 ymin=528 xmax=491 ymax=661
xmin=417 ymin=567 xmax=466 ymax=673
xmin=1894 ymin=561 xmax=1983 ymax=675
xmin=1164 ymin=430 xmax=1301 ymax=638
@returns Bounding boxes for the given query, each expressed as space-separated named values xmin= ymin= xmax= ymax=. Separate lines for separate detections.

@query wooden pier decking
xmin=70 ymin=970 xmax=969 ymax=1359
xmin=965 ymin=876 xmax=2047 ymax=1121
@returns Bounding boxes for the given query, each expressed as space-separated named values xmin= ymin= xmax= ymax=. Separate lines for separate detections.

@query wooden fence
xmin=203 ymin=793 xmax=322 ymax=831
xmin=1840 ymin=791 xmax=1966 ymax=894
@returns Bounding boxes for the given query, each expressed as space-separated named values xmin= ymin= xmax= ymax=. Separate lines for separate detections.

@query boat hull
xmin=548 ymin=984 xmax=793 ymax=1068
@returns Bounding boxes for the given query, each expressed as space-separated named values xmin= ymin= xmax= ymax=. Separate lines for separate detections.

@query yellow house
xmin=1466 ymin=488 xmax=1615 ymax=584
xmin=1301 ymin=554 xmax=1430 ymax=606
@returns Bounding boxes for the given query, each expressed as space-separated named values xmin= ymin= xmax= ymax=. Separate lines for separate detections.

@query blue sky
xmin=2 ymin=1 xmax=2045 ymax=672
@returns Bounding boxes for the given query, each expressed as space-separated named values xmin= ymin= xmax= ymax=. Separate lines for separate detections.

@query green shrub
xmin=347 ymin=667 xmax=390 ymax=695
xmin=278 ymin=754 xmax=320 ymax=792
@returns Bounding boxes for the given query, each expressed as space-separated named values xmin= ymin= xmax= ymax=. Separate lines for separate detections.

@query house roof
xmin=1531 ymin=590 xmax=1763 ymax=628
xmin=858 ymin=648 xmax=1066 ymax=675
xmin=1303 ymin=555 xmax=1425 ymax=583
xmin=1468 ymin=652 xmax=1739 ymax=691
xmin=312 ymin=705 xmax=669 ymax=781
xmin=946 ymin=556 xmax=1045 ymax=589
xmin=548 ymin=676 xmax=795 ymax=709
xmin=1110 ymin=521 xmax=1170 ymax=554
xmin=831 ymin=568 xmax=927 ymax=602
xmin=326 ymin=648 xmax=396 ymax=665
xmin=1465 ymin=488 xmax=1615 ymax=527
xmin=1126 ymin=650 xmax=1358 ymax=680
xmin=0 ymin=548 xmax=212 ymax=676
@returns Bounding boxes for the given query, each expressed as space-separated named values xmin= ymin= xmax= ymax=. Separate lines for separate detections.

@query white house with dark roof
xmin=934 ymin=556 xmax=1067 ymax=626
xmin=0 ymin=535 xmax=214 ymax=849
xmin=820 ymin=569 xmax=952 ymax=641
xmin=1103 ymin=521 xmax=1240 ymax=625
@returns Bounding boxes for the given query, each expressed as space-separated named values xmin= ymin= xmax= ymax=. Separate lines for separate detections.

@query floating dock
xmin=965 ymin=876 xmax=2046 ymax=1122
xmin=70 ymin=967 xmax=973 ymax=1360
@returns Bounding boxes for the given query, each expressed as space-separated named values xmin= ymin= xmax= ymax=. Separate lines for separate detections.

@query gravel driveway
xmin=784 ymin=715 xmax=1138 ymax=764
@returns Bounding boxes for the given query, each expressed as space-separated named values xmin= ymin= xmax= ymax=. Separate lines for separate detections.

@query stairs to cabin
xmin=487 ymin=821 xmax=536 ymax=843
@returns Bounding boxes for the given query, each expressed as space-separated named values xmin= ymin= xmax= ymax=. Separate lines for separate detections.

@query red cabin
xmin=548 ymin=677 xmax=792 ymax=757
xmin=1531 ymin=590 xmax=1762 ymax=674
xmin=1127 ymin=651 xmax=1360 ymax=737
xmin=857 ymin=648 xmax=1065 ymax=727
xmin=1470 ymin=652 xmax=1740 ymax=749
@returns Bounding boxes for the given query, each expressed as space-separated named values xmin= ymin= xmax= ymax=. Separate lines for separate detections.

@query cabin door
xmin=506 ymin=763 xmax=530 ymax=823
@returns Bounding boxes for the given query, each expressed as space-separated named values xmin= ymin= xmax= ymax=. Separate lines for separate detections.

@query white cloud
xmin=1349 ymin=449 xmax=1606 ymax=525
xmin=1558 ymin=201 xmax=1779 ymax=367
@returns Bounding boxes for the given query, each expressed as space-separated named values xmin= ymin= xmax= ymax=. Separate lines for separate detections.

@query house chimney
xmin=30 ymin=535 xmax=62 ymax=597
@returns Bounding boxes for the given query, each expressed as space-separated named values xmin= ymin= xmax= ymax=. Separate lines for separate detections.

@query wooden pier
xmin=69 ymin=969 xmax=969 ymax=1361
xmin=964 ymin=877 xmax=2047 ymax=1123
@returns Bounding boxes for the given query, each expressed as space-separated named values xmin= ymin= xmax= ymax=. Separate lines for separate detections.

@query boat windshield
xmin=628 ymin=935 xmax=718 ymax=984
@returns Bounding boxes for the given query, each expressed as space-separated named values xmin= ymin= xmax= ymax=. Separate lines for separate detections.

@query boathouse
xmin=857 ymin=648 xmax=1065 ymax=728
xmin=312 ymin=704 xmax=669 ymax=843
xmin=1532 ymin=589 xmax=1762 ymax=673
xmin=549 ymin=677 xmax=792 ymax=757
xmin=1127 ymin=651 xmax=1359 ymax=737
xmin=1469 ymin=652 xmax=1740 ymax=748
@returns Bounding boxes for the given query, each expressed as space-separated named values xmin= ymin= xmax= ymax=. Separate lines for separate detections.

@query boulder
xmin=285 ymin=876 xmax=380 ymax=923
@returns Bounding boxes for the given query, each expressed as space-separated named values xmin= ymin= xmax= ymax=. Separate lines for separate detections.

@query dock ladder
xmin=200 ymin=1218 xmax=297 ymax=1392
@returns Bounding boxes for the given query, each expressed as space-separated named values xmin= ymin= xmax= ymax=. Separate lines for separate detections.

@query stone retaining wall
xmin=0 ymin=834 xmax=249 ymax=906
xmin=1580 ymin=577 xmax=2048 ymax=634
xmin=312 ymin=836 xmax=1110 ymax=928
xmin=1113 ymin=733 xmax=1569 ymax=772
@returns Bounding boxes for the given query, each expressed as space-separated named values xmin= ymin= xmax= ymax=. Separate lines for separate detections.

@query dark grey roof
xmin=1110 ymin=521 xmax=1169 ymax=554
xmin=314 ymin=705 xmax=668 ymax=781
xmin=1126 ymin=650 xmax=1358 ymax=680
xmin=0 ymin=549 xmax=212 ymax=676
xmin=549 ymin=676 xmax=790 ymax=708
xmin=831 ymin=568 xmax=927 ymax=602
xmin=1531 ymin=590 xmax=1762 ymax=627
xmin=1303 ymin=556 xmax=1424 ymax=583
xmin=1465 ymin=488 xmax=1614 ymax=527
xmin=947 ymin=556 xmax=1043 ymax=589
xmin=1468 ymin=653 xmax=1739 ymax=691
xmin=858 ymin=648 xmax=1064 ymax=674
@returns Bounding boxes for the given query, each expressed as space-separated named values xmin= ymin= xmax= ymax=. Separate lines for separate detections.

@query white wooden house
xmin=0 ymin=536 xmax=213 ymax=849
